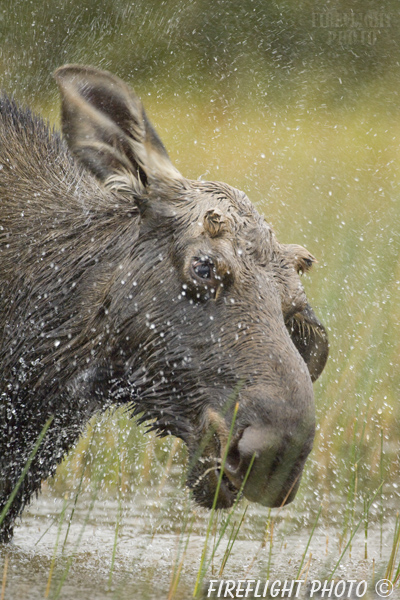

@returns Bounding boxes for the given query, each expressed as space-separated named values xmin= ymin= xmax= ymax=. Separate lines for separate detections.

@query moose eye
xmin=192 ymin=258 xmax=214 ymax=280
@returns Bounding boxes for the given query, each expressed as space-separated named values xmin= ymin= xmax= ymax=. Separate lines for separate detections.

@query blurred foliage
xmin=1 ymin=0 xmax=400 ymax=110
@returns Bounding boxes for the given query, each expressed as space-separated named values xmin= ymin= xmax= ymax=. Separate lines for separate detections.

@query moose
xmin=0 ymin=65 xmax=328 ymax=543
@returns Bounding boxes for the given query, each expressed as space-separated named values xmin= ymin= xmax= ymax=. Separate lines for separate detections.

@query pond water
xmin=1 ymin=479 xmax=399 ymax=600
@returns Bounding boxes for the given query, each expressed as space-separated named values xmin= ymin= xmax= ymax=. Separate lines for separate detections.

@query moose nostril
xmin=223 ymin=428 xmax=247 ymax=474
xmin=225 ymin=442 xmax=241 ymax=472
xmin=223 ymin=426 xmax=266 ymax=481
xmin=223 ymin=425 xmax=276 ymax=490
xmin=223 ymin=424 xmax=312 ymax=507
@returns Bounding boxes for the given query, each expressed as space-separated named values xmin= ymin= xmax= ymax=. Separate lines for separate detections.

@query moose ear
xmin=53 ymin=64 xmax=182 ymax=195
xmin=286 ymin=304 xmax=329 ymax=382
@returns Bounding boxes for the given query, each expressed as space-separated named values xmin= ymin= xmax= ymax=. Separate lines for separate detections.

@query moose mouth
xmin=215 ymin=467 xmax=239 ymax=505
xmin=188 ymin=452 xmax=240 ymax=509
xmin=187 ymin=409 xmax=312 ymax=510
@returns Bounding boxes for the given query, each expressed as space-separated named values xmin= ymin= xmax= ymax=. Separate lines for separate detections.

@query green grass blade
xmin=0 ymin=416 xmax=53 ymax=530
xmin=193 ymin=401 xmax=240 ymax=597
xmin=328 ymin=483 xmax=383 ymax=582
xmin=296 ymin=503 xmax=322 ymax=580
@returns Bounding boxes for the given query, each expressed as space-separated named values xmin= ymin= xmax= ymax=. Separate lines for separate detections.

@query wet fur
xmin=0 ymin=68 xmax=328 ymax=542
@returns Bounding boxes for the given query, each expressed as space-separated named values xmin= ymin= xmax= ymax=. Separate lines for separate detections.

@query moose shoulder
xmin=0 ymin=65 xmax=328 ymax=543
